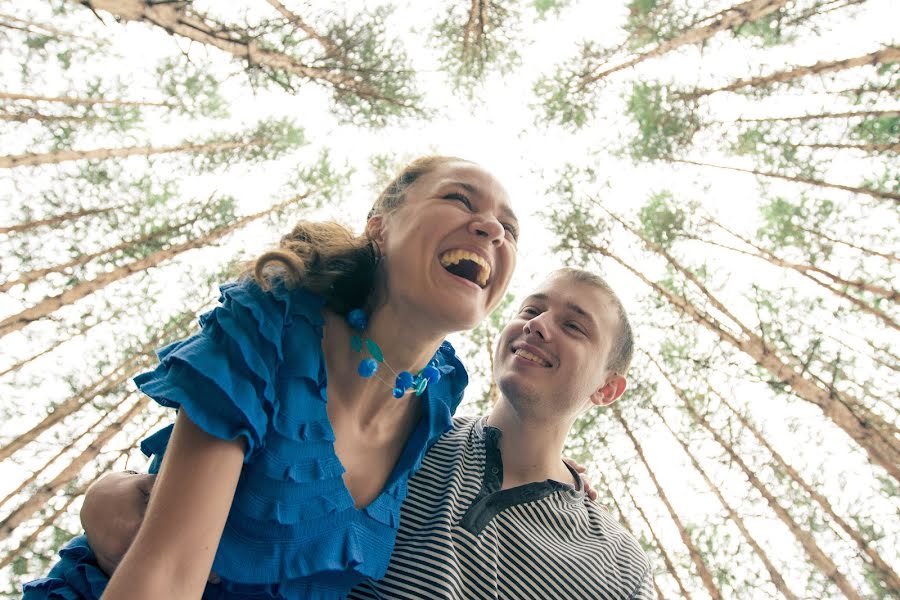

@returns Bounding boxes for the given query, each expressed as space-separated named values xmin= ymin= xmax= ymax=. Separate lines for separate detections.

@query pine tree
xmin=545 ymin=186 xmax=900 ymax=480
xmin=68 ymin=0 xmax=423 ymax=126
xmin=433 ymin=1 xmax=524 ymax=94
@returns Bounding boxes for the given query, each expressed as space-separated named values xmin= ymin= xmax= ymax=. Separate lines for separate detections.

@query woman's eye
xmin=502 ymin=223 xmax=519 ymax=240
xmin=521 ymin=307 xmax=538 ymax=316
xmin=445 ymin=193 xmax=473 ymax=209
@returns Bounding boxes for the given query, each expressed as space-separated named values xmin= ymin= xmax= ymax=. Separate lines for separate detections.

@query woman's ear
xmin=365 ymin=215 xmax=386 ymax=249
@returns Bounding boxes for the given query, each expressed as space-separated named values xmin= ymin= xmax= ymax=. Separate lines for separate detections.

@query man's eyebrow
xmin=443 ymin=180 xmax=519 ymax=223
xmin=565 ymin=301 xmax=597 ymax=329
xmin=521 ymin=293 xmax=548 ymax=305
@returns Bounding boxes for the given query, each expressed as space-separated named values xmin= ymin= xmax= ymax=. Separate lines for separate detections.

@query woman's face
xmin=369 ymin=161 xmax=518 ymax=332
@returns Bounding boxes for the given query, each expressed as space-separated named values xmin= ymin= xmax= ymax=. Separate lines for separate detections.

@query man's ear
xmin=589 ymin=374 xmax=627 ymax=407
xmin=365 ymin=214 xmax=386 ymax=250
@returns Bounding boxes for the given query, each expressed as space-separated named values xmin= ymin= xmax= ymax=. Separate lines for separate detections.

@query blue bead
xmin=357 ymin=358 xmax=378 ymax=378
xmin=392 ymin=387 xmax=405 ymax=399
xmin=347 ymin=309 xmax=368 ymax=331
xmin=395 ymin=371 xmax=414 ymax=390
xmin=421 ymin=365 xmax=440 ymax=383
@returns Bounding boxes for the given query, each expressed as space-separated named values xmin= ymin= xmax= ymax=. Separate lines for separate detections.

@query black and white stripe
xmin=349 ymin=417 xmax=656 ymax=600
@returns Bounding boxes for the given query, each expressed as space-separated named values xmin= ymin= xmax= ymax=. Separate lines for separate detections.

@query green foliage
xmin=541 ymin=165 xmax=614 ymax=264
xmin=313 ymin=5 xmax=424 ymax=127
xmin=850 ymin=116 xmax=899 ymax=144
xmin=731 ymin=10 xmax=792 ymax=47
xmin=192 ymin=118 xmax=306 ymax=171
xmin=756 ymin=195 xmax=836 ymax=261
xmin=532 ymin=0 xmax=571 ymax=19
xmin=533 ymin=66 xmax=594 ymax=129
xmin=625 ymin=83 xmax=701 ymax=161
xmin=729 ymin=124 xmax=820 ymax=177
xmin=286 ymin=148 xmax=355 ymax=209
xmin=433 ymin=1 xmax=524 ymax=95
xmin=624 ymin=0 xmax=691 ymax=48
xmin=637 ymin=191 xmax=688 ymax=249
xmin=157 ymin=56 xmax=229 ymax=119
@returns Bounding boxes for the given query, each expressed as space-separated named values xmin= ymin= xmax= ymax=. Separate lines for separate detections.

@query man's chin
xmin=496 ymin=377 xmax=541 ymax=406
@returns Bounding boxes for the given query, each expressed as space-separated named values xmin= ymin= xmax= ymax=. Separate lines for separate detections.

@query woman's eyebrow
xmin=441 ymin=180 xmax=518 ymax=223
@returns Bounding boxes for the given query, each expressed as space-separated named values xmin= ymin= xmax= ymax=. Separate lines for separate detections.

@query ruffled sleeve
xmin=133 ymin=278 xmax=306 ymax=461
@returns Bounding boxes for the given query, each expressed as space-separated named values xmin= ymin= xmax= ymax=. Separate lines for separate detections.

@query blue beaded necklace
xmin=347 ymin=308 xmax=441 ymax=398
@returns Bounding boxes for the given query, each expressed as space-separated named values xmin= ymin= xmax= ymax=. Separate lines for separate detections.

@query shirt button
xmin=491 ymin=466 xmax=499 ymax=475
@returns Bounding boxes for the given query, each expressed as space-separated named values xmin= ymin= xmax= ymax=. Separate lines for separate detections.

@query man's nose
xmin=523 ymin=315 xmax=550 ymax=341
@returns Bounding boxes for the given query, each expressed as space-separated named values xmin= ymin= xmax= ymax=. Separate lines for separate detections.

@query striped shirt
xmin=349 ymin=416 xmax=655 ymax=600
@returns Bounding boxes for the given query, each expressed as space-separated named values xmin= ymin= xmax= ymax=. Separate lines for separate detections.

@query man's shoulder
xmin=583 ymin=501 xmax=652 ymax=575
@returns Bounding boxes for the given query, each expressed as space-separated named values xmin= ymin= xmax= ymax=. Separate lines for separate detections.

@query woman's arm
xmin=102 ymin=410 xmax=244 ymax=600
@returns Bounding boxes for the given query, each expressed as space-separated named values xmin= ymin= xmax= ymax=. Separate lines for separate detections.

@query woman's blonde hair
xmin=250 ymin=155 xmax=470 ymax=314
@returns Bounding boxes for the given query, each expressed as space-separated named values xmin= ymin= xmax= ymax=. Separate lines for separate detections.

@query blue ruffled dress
xmin=23 ymin=278 xmax=467 ymax=600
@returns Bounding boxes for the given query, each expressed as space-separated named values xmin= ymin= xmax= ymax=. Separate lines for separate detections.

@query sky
xmin=0 ymin=0 xmax=898 ymax=596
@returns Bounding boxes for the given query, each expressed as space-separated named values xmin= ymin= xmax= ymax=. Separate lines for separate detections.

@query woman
xmin=24 ymin=156 xmax=519 ymax=600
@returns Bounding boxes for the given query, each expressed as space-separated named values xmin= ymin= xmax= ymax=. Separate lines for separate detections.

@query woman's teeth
xmin=439 ymin=249 xmax=490 ymax=287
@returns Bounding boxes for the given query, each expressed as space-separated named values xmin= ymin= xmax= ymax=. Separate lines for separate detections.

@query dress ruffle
xmin=26 ymin=279 xmax=469 ymax=600
xmin=22 ymin=536 xmax=107 ymax=600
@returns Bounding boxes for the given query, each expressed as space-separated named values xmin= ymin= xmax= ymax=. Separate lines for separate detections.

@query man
xmin=348 ymin=267 xmax=653 ymax=599
xmin=35 ymin=268 xmax=654 ymax=599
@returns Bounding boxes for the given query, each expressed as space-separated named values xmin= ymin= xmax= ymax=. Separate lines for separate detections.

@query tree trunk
xmin=588 ymin=0 xmax=790 ymax=82
xmin=0 ymin=315 xmax=114 ymax=378
xmin=648 ymin=400 xmax=801 ymax=599
xmin=671 ymin=158 xmax=900 ymax=203
xmin=599 ymin=439 xmax=693 ymax=599
xmin=648 ymin=357 xmax=866 ymax=600
xmin=0 ymin=397 xmax=127 ymax=509
xmin=0 ymin=215 xmax=199 ymax=293
xmin=709 ymin=387 xmax=900 ymax=596
xmin=794 ymin=225 xmax=900 ymax=263
xmin=0 ymin=204 xmax=122 ymax=235
xmin=781 ymin=142 xmax=900 ymax=153
xmin=0 ymin=11 xmax=97 ymax=41
xmin=0 ymin=192 xmax=308 ymax=338
xmin=0 ymin=310 xmax=194 ymax=461
xmin=0 ymin=139 xmax=255 ymax=169
xmin=0 ymin=396 xmax=149 ymax=538
xmin=688 ymin=226 xmax=900 ymax=329
xmin=610 ymin=404 xmax=723 ymax=600
xmin=0 ymin=414 xmax=165 ymax=570
xmin=584 ymin=213 xmax=900 ymax=478
xmin=71 ymin=0 xmax=405 ymax=108
xmin=0 ymin=91 xmax=172 ymax=108
xmin=719 ymin=224 xmax=899 ymax=301
xmin=735 ymin=109 xmax=900 ymax=123
xmin=264 ymin=0 xmax=342 ymax=59
xmin=683 ymin=46 xmax=900 ymax=98
xmin=0 ymin=111 xmax=95 ymax=123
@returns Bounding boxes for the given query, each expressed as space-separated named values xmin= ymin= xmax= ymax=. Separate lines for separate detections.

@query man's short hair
xmin=552 ymin=268 xmax=634 ymax=375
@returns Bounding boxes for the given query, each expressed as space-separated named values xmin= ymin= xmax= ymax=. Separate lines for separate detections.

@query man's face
xmin=493 ymin=273 xmax=620 ymax=419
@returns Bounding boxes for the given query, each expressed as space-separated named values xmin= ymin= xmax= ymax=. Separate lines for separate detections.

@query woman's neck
xmin=322 ymin=303 xmax=447 ymax=428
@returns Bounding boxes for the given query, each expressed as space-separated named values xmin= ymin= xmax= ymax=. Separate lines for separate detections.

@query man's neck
xmin=484 ymin=400 xmax=576 ymax=489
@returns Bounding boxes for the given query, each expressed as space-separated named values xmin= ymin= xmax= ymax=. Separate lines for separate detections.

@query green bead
xmin=415 ymin=378 xmax=428 ymax=396
xmin=365 ymin=338 xmax=384 ymax=362
xmin=351 ymin=334 xmax=362 ymax=353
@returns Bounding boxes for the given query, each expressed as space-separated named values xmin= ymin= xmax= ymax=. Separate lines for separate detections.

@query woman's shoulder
xmin=219 ymin=276 xmax=327 ymax=337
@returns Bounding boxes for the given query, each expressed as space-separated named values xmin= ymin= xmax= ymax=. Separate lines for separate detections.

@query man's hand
xmin=81 ymin=471 xmax=222 ymax=583
xmin=562 ymin=457 xmax=599 ymax=501
xmin=81 ymin=471 xmax=154 ymax=576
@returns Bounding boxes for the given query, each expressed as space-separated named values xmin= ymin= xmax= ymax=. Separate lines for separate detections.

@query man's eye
xmin=444 ymin=193 xmax=473 ymax=209
xmin=566 ymin=322 xmax=585 ymax=334
xmin=502 ymin=223 xmax=519 ymax=240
